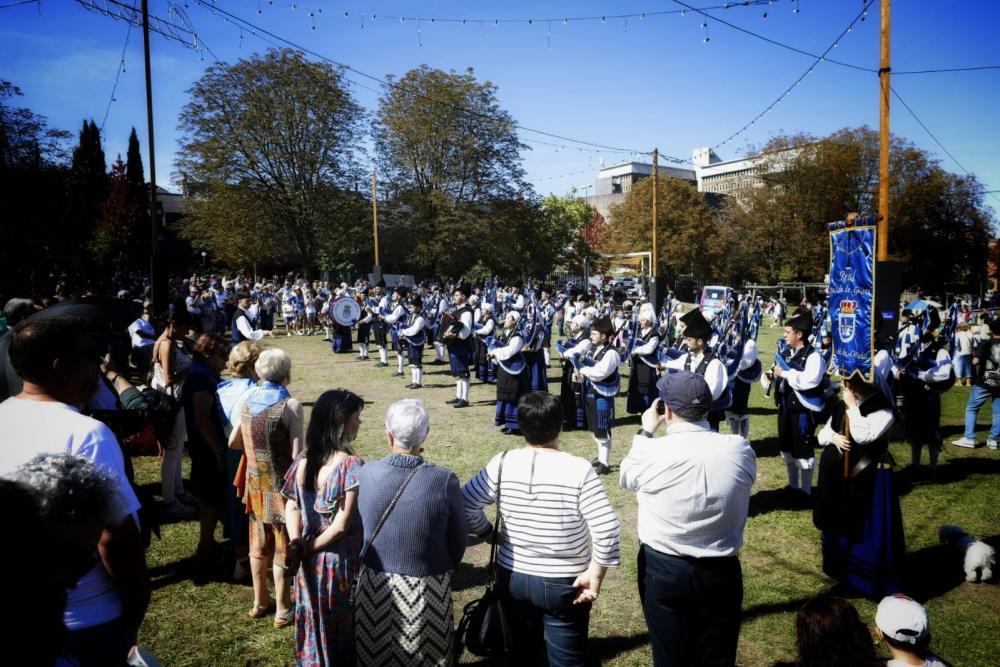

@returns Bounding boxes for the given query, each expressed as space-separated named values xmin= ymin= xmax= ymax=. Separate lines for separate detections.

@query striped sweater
xmin=462 ymin=447 xmax=621 ymax=577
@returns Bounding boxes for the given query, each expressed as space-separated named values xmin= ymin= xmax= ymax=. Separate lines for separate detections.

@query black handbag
xmin=456 ymin=451 xmax=514 ymax=658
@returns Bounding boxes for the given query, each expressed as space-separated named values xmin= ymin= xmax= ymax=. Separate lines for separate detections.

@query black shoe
xmin=393 ymin=371 xmax=404 ymax=377
xmin=374 ymin=362 xmax=388 ymax=368
xmin=506 ymin=429 xmax=521 ymax=437
xmin=405 ymin=383 xmax=415 ymax=389
xmin=445 ymin=398 xmax=460 ymax=405
xmin=454 ymin=400 xmax=469 ymax=408
xmin=430 ymin=359 xmax=446 ymax=366
xmin=593 ymin=462 xmax=611 ymax=476
xmin=590 ymin=458 xmax=602 ymax=469
xmin=410 ymin=384 xmax=422 ymax=389
xmin=500 ymin=427 xmax=511 ymax=435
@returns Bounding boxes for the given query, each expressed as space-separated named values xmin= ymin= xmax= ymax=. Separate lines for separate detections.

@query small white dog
xmin=939 ymin=525 xmax=995 ymax=583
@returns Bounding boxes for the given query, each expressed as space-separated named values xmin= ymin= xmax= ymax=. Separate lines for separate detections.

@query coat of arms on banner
xmin=839 ymin=299 xmax=857 ymax=343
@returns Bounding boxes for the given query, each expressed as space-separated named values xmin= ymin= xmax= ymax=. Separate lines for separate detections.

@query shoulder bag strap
xmin=486 ymin=451 xmax=509 ymax=584
xmin=359 ymin=462 xmax=425 ymax=563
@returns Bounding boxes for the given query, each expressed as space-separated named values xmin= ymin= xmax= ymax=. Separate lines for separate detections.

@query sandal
xmin=248 ymin=601 xmax=275 ymax=619
xmin=273 ymin=608 xmax=294 ymax=629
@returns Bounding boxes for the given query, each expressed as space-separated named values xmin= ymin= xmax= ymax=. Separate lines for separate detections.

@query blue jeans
xmin=964 ymin=384 xmax=1000 ymax=441
xmin=496 ymin=567 xmax=591 ymax=667
xmin=954 ymin=354 xmax=972 ymax=380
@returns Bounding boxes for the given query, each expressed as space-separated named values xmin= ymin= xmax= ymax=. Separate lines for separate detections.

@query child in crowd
xmin=875 ymin=594 xmax=949 ymax=667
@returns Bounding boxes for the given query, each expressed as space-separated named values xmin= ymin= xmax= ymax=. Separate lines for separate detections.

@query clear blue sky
xmin=2 ymin=0 xmax=998 ymax=209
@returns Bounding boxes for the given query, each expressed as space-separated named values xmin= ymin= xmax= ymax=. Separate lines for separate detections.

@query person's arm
xmin=703 ymin=358 xmax=729 ymax=400
xmin=845 ymin=405 xmax=894 ymax=445
xmin=477 ymin=318 xmax=495 ymax=337
xmin=619 ymin=400 xmax=666 ymax=491
xmin=236 ymin=314 xmax=267 ymax=341
xmin=157 ymin=339 xmax=174 ymax=385
xmin=305 ymin=487 xmax=359 ymax=554
xmin=630 ymin=335 xmax=659 ymax=356
xmin=285 ymin=398 xmax=305 ymax=458
xmin=400 ymin=316 xmax=425 ymax=337
xmin=580 ymin=349 xmax=620 ymax=380
xmin=457 ymin=311 xmax=474 ymax=340
xmin=780 ymin=350 xmax=825 ymax=390
xmin=460 ymin=459 xmax=498 ymax=537
xmin=918 ymin=349 xmax=953 ymax=383
xmin=98 ymin=515 xmax=150 ymax=638
xmin=574 ymin=469 xmax=621 ymax=604
xmin=492 ymin=335 xmax=524 ymax=361
xmin=445 ymin=473 xmax=469 ymax=564
xmin=192 ymin=390 xmax=225 ymax=466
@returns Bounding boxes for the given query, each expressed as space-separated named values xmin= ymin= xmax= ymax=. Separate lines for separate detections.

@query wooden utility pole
xmin=877 ymin=0 xmax=890 ymax=260
xmin=651 ymin=148 xmax=658 ymax=277
xmin=371 ymin=168 xmax=380 ymax=267
xmin=142 ymin=0 xmax=165 ymax=311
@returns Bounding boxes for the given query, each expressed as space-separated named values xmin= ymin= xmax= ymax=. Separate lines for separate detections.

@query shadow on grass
xmin=748 ymin=488 xmax=812 ymax=517
xmin=148 ymin=552 xmax=248 ymax=591
xmin=460 ymin=632 xmax=651 ymax=666
xmin=895 ymin=457 xmax=1000 ymax=497
xmin=747 ymin=406 xmax=778 ymax=416
xmin=750 ymin=436 xmax=782 ymax=458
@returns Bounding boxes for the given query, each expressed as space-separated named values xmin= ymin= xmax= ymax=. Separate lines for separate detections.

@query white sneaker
xmin=951 ymin=437 xmax=978 ymax=449
xmin=988 ymin=439 xmax=998 ymax=450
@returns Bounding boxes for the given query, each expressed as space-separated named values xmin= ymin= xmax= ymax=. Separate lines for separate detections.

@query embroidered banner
xmin=828 ymin=215 xmax=878 ymax=381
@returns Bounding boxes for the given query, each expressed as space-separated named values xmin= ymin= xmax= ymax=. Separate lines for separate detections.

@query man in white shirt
xmin=620 ymin=370 xmax=756 ymax=667
xmin=126 ymin=301 xmax=156 ymax=376
xmin=0 ymin=317 xmax=149 ymax=666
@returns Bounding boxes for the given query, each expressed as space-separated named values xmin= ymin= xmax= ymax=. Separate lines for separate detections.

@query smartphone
xmin=656 ymin=400 xmax=666 ymax=415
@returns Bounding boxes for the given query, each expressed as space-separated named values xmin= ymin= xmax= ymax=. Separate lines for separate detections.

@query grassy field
xmin=134 ymin=325 xmax=1000 ymax=666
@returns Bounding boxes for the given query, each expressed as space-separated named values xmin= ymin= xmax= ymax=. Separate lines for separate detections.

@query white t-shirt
xmin=127 ymin=317 xmax=155 ymax=349
xmin=955 ymin=330 xmax=974 ymax=356
xmin=0 ymin=398 xmax=142 ymax=630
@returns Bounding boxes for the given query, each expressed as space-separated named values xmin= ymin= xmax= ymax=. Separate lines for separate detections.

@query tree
xmin=67 ymin=119 xmax=107 ymax=260
xmin=603 ymin=176 xmax=722 ymax=283
xmin=538 ymin=195 xmax=598 ymax=275
xmin=176 ymin=48 xmax=366 ymax=272
xmin=718 ymin=127 xmax=995 ymax=291
xmin=373 ymin=65 xmax=531 ymax=277
xmin=90 ymin=156 xmax=142 ymax=269
xmin=0 ymin=80 xmax=71 ymax=169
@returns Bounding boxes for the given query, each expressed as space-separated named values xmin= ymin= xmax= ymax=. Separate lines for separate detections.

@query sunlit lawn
xmin=135 ymin=325 xmax=1000 ymax=666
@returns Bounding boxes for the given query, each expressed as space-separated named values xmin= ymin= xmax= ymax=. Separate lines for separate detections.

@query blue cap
xmin=656 ymin=369 xmax=712 ymax=420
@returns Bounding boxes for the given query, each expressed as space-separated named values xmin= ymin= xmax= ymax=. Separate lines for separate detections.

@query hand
xmin=842 ymin=386 xmax=858 ymax=409
xmin=285 ymin=542 xmax=302 ymax=574
xmin=773 ymin=366 xmax=783 ymax=378
xmin=266 ymin=330 xmax=275 ymax=337
xmin=831 ymin=433 xmax=851 ymax=453
xmin=571 ymin=569 xmax=603 ymax=605
xmin=641 ymin=399 xmax=666 ymax=435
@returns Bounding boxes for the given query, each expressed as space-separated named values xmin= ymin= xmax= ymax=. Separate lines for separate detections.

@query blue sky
xmin=2 ymin=0 xmax=998 ymax=207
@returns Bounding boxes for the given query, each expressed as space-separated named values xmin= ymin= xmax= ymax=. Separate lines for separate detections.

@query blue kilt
xmin=585 ymin=390 xmax=615 ymax=439
xmin=449 ymin=343 xmax=471 ymax=379
xmin=407 ymin=343 xmax=424 ymax=367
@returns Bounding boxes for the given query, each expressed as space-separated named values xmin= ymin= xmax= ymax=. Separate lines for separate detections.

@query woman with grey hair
xmin=355 ymin=399 xmax=467 ymax=666
xmin=229 ymin=347 xmax=304 ymax=627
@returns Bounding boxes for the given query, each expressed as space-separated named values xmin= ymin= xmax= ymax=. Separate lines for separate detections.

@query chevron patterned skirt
xmin=355 ymin=569 xmax=454 ymax=666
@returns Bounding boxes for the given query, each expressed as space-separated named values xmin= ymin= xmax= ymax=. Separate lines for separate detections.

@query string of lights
xmin=74 ymin=0 xmax=201 ymax=49
xmin=100 ymin=18 xmax=133 ymax=132
xmin=192 ymin=0 xmax=672 ymax=160
xmin=0 ymin=0 xmax=39 ymax=9
xmin=889 ymin=85 xmax=1000 ymax=209
xmin=710 ymin=0 xmax=874 ymax=151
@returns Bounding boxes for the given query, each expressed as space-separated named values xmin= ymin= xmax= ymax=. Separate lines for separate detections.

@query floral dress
xmin=282 ymin=455 xmax=364 ymax=667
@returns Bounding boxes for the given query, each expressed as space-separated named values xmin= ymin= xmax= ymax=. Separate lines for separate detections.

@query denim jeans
xmin=637 ymin=545 xmax=743 ymax=667
xmin=964 ymin=384 xmax=1000 ymax=441
xmin=496 ymin=567 xmax=592 ymax=667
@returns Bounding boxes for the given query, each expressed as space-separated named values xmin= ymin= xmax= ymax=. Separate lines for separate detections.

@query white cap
xmin=572 ymin=314 xmax=590 ymax=329
xmin=507 ymin=310 xmax=521 ymax=324
xmin=638 ymin=303 xmax=656 ymax=322
xmin=875 ymin=595 xmax=928 ymax=646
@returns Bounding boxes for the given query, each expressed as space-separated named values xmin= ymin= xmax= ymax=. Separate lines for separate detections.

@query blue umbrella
xmin=904 ymin=299 xmax=941 ymax=312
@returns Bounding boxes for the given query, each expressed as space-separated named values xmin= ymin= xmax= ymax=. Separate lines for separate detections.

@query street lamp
xmin=201 ymin=251 xmax=207 ymax=267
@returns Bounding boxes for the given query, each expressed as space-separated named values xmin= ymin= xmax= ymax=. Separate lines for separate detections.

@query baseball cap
xmin=656 ymin=369 xmax=712 ymax=420
xmin=875 ymin=594 xmax=929 ymax=646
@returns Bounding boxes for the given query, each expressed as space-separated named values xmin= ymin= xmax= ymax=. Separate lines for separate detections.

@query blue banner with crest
xmin=828 ymin=215 xmax=878 ymax=382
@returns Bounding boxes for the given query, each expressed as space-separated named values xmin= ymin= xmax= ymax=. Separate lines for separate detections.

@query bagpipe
xmin=400 ymin=312 xmax=428 ymax=347
xmin=485 ymin=332 xmax=526 ymax=375
xmin=568 ymin=349 xmax=620 ymax=397
xmin=731 ymin=297 xmax=763 ymax=384
xmin=897 ymin=307 xmax=955 ymax=393
xmin=941 ymin=300 xmax=962 ymax=356
xmin=765 ymin=339 xmax=829 ymax=412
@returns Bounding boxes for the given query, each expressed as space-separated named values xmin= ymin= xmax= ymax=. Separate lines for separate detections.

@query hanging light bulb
xmin=763 ymin=11 xmax=768 ymax=18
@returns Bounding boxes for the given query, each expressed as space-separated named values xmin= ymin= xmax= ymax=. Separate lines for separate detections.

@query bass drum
xmin=331 ymin=297 xmax=362 ymax=327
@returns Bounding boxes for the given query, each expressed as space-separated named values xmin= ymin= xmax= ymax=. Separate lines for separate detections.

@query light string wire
xmin=100 ymin=15 xmax=133 ymax=132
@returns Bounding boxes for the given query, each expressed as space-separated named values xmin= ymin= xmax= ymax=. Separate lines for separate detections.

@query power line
xmin=889 ymin=85 xmax=1000 ymax=210
xmin=193 ymin=0 xmax=678 ymax=160
xmin=895 ymin=64 xmax=1000 ymax=75
xmin=0 ymin=0 xmax=39 ymax=8
xmin=710 ymin=0 xmax=874 ymax=151
xmin=100 ymin=17 xmax=133 ymax=132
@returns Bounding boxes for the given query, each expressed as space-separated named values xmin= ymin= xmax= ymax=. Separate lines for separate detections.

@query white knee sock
xmin=397 ymin=357 xmax=404 ymax=373
xmin=379 ymin=348 xmax=387 ymax=364
xmin=740 ymin=416 xmax=750 ymax=439
xmin=435 ymin=342 xmax=446 ymax=361
xmin=459 ymin=379 xmax=470 ymax=401
xmin=801 ymin=468 xmax=814 ymax=495
xmin=786 ymin=460 xmax=800 ymax=490
xmin=360 ymin=343 xmax=368 ymax=357
xmin=414 ymin=367 xmax=423 ymax=385
xmin=597 ymin=437 xmax=612 ymax=466
xmin=543 ymin=348 xmax=551 ymax=366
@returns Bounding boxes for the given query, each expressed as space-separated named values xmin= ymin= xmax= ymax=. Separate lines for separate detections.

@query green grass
xmin=134 ymin=327 xmax=1000 ymax=666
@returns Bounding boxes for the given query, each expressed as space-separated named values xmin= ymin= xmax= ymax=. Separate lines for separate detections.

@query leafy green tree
xmin=374 ymin=65 xmax=530 ymax=277
xmin=538 ymin=195 xmax=598 ymax=274
xmin=603 ymin=176 xmax=722 ymax=284
xmin=176 ymin=48 xmax=366 ymax=273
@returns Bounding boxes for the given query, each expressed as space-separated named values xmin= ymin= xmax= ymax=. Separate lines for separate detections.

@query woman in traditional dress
xmin=229 ymin=347 xmax=304 ymax=627
xmin=489 ymin=311 xmax=530 ymax=435
xmin=355 ymin=399 xmax=467 ymax=666
xmin=625 ymin=304 xmax=661 ymax=415
xmin=814 ymin=374 xmax=904 ymax=598
xmin=559 ymin=314 xmax=591 ymax=430
xmin=283 ymin=389 xmax=365 ymax=666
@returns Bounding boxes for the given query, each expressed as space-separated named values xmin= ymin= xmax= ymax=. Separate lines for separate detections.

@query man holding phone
xmin=620 ymin=370 xmax=756 ymax=667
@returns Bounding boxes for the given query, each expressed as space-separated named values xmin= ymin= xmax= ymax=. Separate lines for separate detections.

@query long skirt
xmin=626 ymin=361 xmax=658 ymax=415
xmin=332 ymin=324 xmax=354 ymax=353
xmin=526 ymin=350 xmax=549 ymax=392
xmin=496 ymin=367 xmax=530 ymax=431
xmin=355 ymin=569 xmax=453 ymax=667
xmin=560 ymin=363 xmax=586 ymax=430
xmin=821 ymin=465 xmax=905 ymax=599
xmin=476 ymin=339 xmax=495 ymax=383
